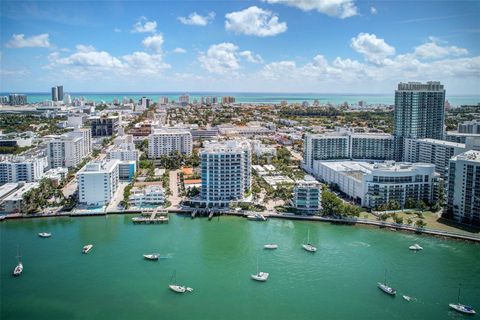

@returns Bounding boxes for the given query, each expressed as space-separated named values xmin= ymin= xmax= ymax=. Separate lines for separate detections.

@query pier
xmin=132 ymin=207 xmax=169 ymax=224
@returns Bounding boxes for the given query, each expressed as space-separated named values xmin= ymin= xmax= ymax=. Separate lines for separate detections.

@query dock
xmin=132 ymin=207 xmax=169 ymax=224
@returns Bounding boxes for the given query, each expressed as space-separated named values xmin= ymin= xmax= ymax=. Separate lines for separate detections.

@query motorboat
xmin=409 ymin=244 xmax=423 ymax=251
xmin=449 ymin=284 xmax=476 ymax=315
xmin=264 ymin=244 xmax=278 ymax=250
xmin=38 ymin=232 xmax=52 ymax=238
xmin=82 ymin=244 xmax=93 ymax=254
xmin=302 ymin=229 xmax=317 ymax=252
xmin=143 ymin=253 xmax=160 ymax=261
xmin=246 ymin=213 xmax=267 ymax=221
xmin=377 ymin=270 xmax=396 ymax=296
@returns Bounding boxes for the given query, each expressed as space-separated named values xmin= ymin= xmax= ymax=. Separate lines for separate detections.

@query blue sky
xmin=1 ymin=0 xmax=479 ymax=94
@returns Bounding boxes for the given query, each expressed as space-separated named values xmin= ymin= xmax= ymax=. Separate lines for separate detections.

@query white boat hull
xmin=251 ymin=272 xmax=269 ymax=282
xmin=264 ymin=244 xmax=278 ymax=250
xmin=302 ymin=244 xmax=317 ymax=252
xmin=377 ymin=282 xmax=396 ymax=296
xmin=82 ymin=244 xmax=93 ymax=254
xmin=38 ymin=233 xmax=51 ymax=238
xmin=169 ymin=285 xmax=186 ymax=293
xmin=13 ymin=263 xmax=23 ymax=276
xmin=143 ymin=254 xmax=160 ymax=260
xmin=449 ymin=303 xmax=476 ymax=315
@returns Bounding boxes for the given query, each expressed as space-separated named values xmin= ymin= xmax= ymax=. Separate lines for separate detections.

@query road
xmin=106 ymin=182 xmax=130 ymax=212
xmin=168 ymin=169 xmax=181 ymax=208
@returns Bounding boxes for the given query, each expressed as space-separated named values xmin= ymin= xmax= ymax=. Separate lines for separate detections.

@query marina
xmin=1 ymin=214 xmax=479 ymax=319
xmin=132 ymin=208 xmax=169 ymax=224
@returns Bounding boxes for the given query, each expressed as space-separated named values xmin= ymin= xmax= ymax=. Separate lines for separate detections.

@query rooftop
xmin=452 ymin=150 xmax=480 ymax=162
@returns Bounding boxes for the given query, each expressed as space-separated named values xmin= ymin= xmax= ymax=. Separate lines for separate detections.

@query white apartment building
xmin=108 ymin=143 xmax=139 ymax=163
xmin=312 ymin=160 xmax=439 ymax=209
xmin=0 ymin=156 xmax=47 ymax=184
xmin=293 ymin=176 xmax=322 ymax=213
xmin=148 ymin=129 xmax=193 ymax=159
xmin=446 ymin=150 xmax=480 ymax=226
xmin=199 ymin=140 xmax=251 ymax=207
xmin=77 ymin=160 xmax=120 ymax=206
xmin=303 ymin=131 xmax=394 ymax=172
xmin=128 ymin=186 xmax=165 ymax=207
xmin=458 ymin=120 xmax=480 ymax=134
xmin=69 ymin=128 xmax=92 ymax=155
xmin=404 ymin=138 xmax=466 ymax=179
xmin=0 ymin=182 xmax=39 ymax=213
xmin=47 ymin=135 xmax=85 ymax=169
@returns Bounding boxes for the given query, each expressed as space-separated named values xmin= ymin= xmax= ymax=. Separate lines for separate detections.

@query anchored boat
xmin=409 ymin=243 xmax=423 ymax=251
xmin=143 ymin=253 xmax=160 ymax=261
xmin=13 ymin=246 xmax=23 ymax=277
xmin=449 ymin=284 xmax=476 ymax=315
xmin=38 ymin=232 xmax=52 ymax=238
xmin=377 ymin=270 xmax=396 ymax=296
xmin=302 ymin=229 xmax=317 ymax=252
xmin=169 ymin=270 xmax=193 ymax=293
xmin=264 ymin=244 xmax=278 ymax=250
xmin=251 ymin=257 xmax=269 ymax=282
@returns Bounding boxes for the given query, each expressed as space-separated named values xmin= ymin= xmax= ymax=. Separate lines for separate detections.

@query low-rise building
xmin=128 ymin=186 xmax=165 ymax=207
xmin=312 ymin=160 xmax=439 ymax=209
xmin=0 ymin=182 xmax=39 ymax=213
xmin=293 ymin=176 xmax=322 ymax=214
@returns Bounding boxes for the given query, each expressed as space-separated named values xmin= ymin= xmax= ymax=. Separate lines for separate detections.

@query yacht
xmin=246 ymin=213 xmax=267 ymax=221
xmin=409 ymin=243 xmax=423 ymax=251
xmin=38 ymin=232 xmax=52 ymax=238
xmin=302 ymin=229 xmax=317 ymax=252
xmin=263 ymin=244 xmax=278 ymax=250
xmin=13 ymin=246 xmax=23 ymax=277
xmin=251 ymin=258 xmax=269 ymax=282
xmin=143 ymin=253 xmax=160 ymax=261
xmin=82 ymin=244 xmax=93 ymax=254
xmin=377 ymin=270 xmax=396 ymax=296
xmin=449 ymin=284 xmax=476 ymax=315
xmin=169 ymin=270 xmax=193 ymax=293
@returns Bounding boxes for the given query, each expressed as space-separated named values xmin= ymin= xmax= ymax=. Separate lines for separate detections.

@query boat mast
xmin=458 ymin=283 xmax=461 ymax=303
xmin=384 ymin=269 xmax=387 ymax=285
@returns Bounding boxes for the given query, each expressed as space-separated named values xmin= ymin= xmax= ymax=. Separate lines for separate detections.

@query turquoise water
xmin=2 ymin=92 xmax=480 ymax=106
xmin=1 ymin=214 xmax=479 ymax=320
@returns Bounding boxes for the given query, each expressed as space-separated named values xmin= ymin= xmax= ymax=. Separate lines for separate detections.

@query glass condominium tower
xmin=394 ymin=81 xmax=446 ymax=160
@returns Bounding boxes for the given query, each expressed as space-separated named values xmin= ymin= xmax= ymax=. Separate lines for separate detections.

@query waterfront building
xmin=0 ymin=182 xmax=39 ymax=213
xmin=446 ymin=150 xmax=480 ymax=226
xmin=0 ymin=96 xmax=8 ymax=105
xmin=90 ymin=116 xmax=119 ymax=137
xmin=199 ymin=140 xmax=251 ymax=207
xmin=57 ymin=85 xmax=64 ymax=101
xmin=148 ymin=129 xmax=192 ymax=159
xmin=0 ymin=156 xmax=47 ymax=184
xmin=458 ymin=120 xmax=480 ymax=134
xmin=293 ymin=176 xmax=322 ymax=214
xmin=159 ymin=96 xmax=168 ymax=105
xmin=404 ymin=138 xmax=466 ymax=179
xmin=8 ymin=94 xmax=27 ymax=106
xmin=128 ymin=185 xmax=165 ymax=207
xmin=118 ymin=160 xmax=136 ymax=181
xmin=303 ymin=130 xmax=394 ymax=172
xmin=179 ymin=95 xmax=189 ymax=106
xmin=191 ymin=128 xmax=219 ymax=140
xmin=394 ymin=81 xmax=446 ymax=160
xmin=77 ymin=160 xmax=119 ymax=206
xmin=311 ymin=160 xmax=439 ymax=209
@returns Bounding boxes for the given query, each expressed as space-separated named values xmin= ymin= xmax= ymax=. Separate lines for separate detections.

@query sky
xmin=0 ymin=0 xmax=479 ymax=94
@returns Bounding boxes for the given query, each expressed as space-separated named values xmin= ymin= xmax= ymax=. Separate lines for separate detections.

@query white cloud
xmin=198 ymin=42 xmax=240 ymax=74
xmin=263 ymin=0 xmax=357 ymax=19
xmin=114 ymin=28 xmax=121 ymax=33
xmin=225 ymin=6 xmax=287 ymax=37
xmin=178 ymin=12 xmax=215 ymax=26
xmin=239 ymin=50 xmax=264 ymax=63
xmin=173 ymin=47 xmax=187 ymax=54
xmin=350 ymin=33 xmax=395 ymax=65
xmin=142 ymin=34 xmax=164 ymax=54
xmin=370 ymin=6 xmax=377 ymax=15
xmin=260 ymin=61 xmax=297 ymax=79
xmin=414 ymin=38 xmax=468 ymax=59
xmin=45 ymin=45 xmax=170 ymax=78
xmin=6 ymin=33 xmax=51 ymax=48
xmin=131 ymin=16 xmax=157 ymax=33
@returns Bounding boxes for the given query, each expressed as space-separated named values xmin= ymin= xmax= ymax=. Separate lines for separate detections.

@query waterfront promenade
xmin=2 ymin=208 xmax=479 ymax=243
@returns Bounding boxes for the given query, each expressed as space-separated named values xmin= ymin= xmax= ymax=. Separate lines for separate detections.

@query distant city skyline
xmin=1 ymin=1 xmax=479 ymax=94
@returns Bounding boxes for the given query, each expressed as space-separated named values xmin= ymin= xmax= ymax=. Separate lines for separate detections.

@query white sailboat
xmin=449 ymin=284 xmax=476 ymax=315
xmin=377 ymin=270 xmax=396 ymax=296
xmin=13 ymin=246 xmax=23 ymax=277
xmin=169 ymin=270 xmax=193 ymax=293
xmin=38 ymin=232 xmax=52 ymax=238
xmin=251 ymin=257 xmax=269 ymax=282
xmin=302 ymin=229 xmax=317 ymax=252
